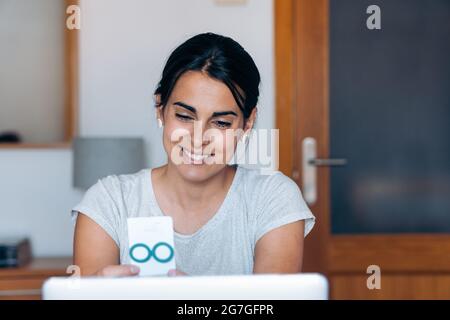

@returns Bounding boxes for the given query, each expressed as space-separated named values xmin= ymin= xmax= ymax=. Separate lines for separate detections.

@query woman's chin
xmin=175 ymin=162 xmax=221 ymax=182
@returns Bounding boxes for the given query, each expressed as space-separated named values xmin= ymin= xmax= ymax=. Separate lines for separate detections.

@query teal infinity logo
xmin=129 ymin=242 xmax=174 ymax=263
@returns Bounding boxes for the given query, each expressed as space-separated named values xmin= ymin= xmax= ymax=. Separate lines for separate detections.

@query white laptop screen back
xmin=43 ymin=273 xmax=328 ymax=300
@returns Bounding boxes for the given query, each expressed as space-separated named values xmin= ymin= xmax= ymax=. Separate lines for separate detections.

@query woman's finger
xmin=168 ymin=269 xmax=187 ymax=276
xmin=96 ymin=264 xmax=140 ymax=277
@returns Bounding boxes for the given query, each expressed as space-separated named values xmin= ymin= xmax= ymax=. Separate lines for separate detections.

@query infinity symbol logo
xmin=129 ymin=242 xmax=174 ymax=263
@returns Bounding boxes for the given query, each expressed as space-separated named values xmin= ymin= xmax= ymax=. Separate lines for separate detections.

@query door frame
xmin=275 ymin=0 xmax=330 ymax=274
xmin=274 ymin=0 xmax=450 ymax=298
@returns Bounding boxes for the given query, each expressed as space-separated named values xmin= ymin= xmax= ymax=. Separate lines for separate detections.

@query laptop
xmin=42 ymin=273 xmax=328 ymax=300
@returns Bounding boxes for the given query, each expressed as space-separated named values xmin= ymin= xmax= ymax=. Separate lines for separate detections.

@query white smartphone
xmin=127 ymin=217 xmax=176 ymax=276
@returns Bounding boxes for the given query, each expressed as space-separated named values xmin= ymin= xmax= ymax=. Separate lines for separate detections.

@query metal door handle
xmin=302 ymin=137 xmax=347 ymax=205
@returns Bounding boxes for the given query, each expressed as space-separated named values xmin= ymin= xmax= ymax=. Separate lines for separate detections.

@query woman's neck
xmin=155 ymin=164 xmax=236 ymax=212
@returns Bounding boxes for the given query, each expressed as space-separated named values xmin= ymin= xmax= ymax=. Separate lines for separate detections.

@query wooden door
xmin=275 ymin=0 xmax=450 ymax=299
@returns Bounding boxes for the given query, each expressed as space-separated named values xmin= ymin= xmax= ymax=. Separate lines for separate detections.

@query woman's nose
xmin=191 ymin=120 xmax=209 ymax=150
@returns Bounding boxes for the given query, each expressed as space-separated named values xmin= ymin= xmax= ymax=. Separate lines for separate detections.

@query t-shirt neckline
xmin=144 ymin=165 xmax=242 ymax=240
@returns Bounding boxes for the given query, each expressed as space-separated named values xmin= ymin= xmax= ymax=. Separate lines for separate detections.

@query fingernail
xmin=130 ymin=265 xmax=140 ymax=274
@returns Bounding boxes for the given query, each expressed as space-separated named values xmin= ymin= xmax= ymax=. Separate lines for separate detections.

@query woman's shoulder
xmin=97 ymin=168 xmax=148 ymax=188
xmin=237 ymin=166 xmax=299 ymax=194
xmin=91 ymin=168 xmax=149 ymax=201
xmin=71 ymin=169 xmax=150 ymax=248
xmin=237 ymin=166 xmax=315 ymax=239
xmin=236 ymin=165 xmax=305 ymax=209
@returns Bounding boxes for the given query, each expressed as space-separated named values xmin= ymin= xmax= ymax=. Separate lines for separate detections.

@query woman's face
xmin=157 ymin=71 xmax=256 ymax=182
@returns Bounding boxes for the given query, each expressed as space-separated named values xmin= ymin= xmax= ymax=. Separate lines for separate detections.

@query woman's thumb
xmin=98 ymin=264 xmax=140 ymax=277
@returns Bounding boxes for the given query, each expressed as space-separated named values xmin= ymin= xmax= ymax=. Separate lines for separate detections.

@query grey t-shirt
xmin=71 ymin=165 xmax=315 ymax=275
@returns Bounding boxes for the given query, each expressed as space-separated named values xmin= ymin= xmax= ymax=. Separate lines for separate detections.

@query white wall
xmin=0 ymin=0 xmax=274 ymax=257
xmin=0 ymin=150 xmax=81 ymax=256
xmin=0 ymin=0 xmax=65 ymax=143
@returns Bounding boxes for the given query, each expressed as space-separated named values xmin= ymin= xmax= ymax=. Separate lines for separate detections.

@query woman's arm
xmin=253 ymin=220 xmax=305 ymax=273
xmin=73 ymin=212 xmax=139 ymax=276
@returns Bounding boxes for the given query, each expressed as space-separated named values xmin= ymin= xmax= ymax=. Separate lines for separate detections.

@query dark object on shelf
xmin=0 ymin=238 xmax=32 ymax=268
xmin=0 ymin=131 xmax=22 ymax=143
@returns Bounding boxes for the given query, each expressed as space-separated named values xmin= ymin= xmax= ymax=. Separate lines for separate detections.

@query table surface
xmin=0 ymin=257 xmax=72 ymax=279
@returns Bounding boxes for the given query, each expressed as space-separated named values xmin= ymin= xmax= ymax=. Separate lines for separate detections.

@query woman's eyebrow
xmin=173 ymin=101 xmax=238 ymax=117
xmin=174 ymin=101 xmax=196 ymax=113
xmin=211 ymin=111 xmax=238 ymax=117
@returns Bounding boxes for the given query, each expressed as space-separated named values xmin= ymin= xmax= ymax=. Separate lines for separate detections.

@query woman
xmin=72 ymin=33 xmax=315 ymax=277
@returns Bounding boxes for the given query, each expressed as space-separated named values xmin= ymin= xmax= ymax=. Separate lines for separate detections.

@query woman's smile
xmin=179 ymin=145 xmax=215 ymax=165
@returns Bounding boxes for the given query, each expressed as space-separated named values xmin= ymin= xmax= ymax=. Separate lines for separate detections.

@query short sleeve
xmin=253 ymin=172 xmax=316 ymax=243
xmin=71 ymin=177 xmax=121 ymax=247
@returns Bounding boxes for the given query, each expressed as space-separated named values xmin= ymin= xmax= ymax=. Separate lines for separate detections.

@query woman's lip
xmin=180 ymin=146 xmax=215 ymax=160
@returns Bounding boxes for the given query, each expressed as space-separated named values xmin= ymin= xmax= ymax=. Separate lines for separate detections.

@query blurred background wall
xmin=0 ymin=0 xmax=66 ymax=143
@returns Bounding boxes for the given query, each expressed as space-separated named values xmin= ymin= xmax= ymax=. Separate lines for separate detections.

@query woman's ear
xmin=154 ymin=94 xmax=164 ymax=120
xmin=154 ymin=94 xmax=162 ymax=108
xmin=243 ymin=107 xmax=258 ymax=134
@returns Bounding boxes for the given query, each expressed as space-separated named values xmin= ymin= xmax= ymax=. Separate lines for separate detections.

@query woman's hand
xmin=95 ymin=264 xmax=140 ymax=277
xmin=167 ymin=269 xmax=187 ymax=276
xmin=95 ymin=266 xmax=187 ymax=277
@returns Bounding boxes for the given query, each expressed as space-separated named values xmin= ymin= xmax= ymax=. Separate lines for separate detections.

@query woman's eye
xmin=175 ymin=113 xmax=193 ymax=121
xmin=214 ymin=121 xmax=232 ymax=128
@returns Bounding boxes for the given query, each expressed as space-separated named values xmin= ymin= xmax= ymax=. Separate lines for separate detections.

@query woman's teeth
xmin=180 ymin=146 xmax=214 ymax=162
